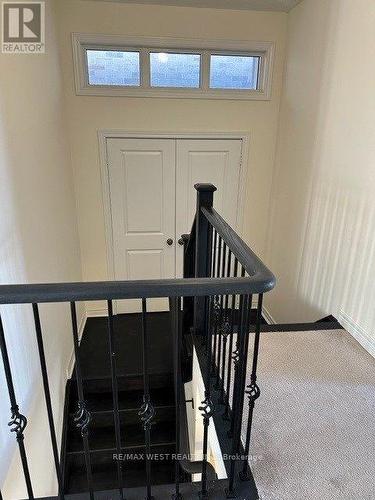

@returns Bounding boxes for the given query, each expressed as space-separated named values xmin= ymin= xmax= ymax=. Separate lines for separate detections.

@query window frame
xmin=72 ymin=33 xmax=275 ymax=100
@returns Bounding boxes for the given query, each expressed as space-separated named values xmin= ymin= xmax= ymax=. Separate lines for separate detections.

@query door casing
xmin=98 ymin=130 xmax=249 ymax=283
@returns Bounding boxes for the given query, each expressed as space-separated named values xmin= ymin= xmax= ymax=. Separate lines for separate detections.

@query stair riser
xmin=65 ymin=462 xmax=177 ymax=494
xmin=65 ymin=444 xmax=177 ymax=493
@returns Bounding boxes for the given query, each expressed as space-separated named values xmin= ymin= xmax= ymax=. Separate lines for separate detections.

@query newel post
xmin=194 ymin=183 xmax=216 ymax=336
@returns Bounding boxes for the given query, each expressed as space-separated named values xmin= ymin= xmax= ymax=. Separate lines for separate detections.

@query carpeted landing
xmin=241 ymin=328 xmax=375 ymax=500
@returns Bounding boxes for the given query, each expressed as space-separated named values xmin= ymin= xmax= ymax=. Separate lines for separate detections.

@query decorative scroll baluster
xmin=107 ymin=300 xmax=125 ymax=499
xmin=211 ymin=296 xmax=221 ymax=378
xmin=139 ymin=298 xmax=155 ymax=500
xmin=70 ymin=302 xmax=94 ymax=500
xmin=240 ymin=293 xmax=263 ymax=481
xmin=0 ymin=313 xmax=34 ymax=499
xmin=215 ymin=242 xmax=227 ymax=389
xmin=199 ymin=296 xmax=214 ymax=500
xmin=170 ymin=297 xmax=183 ymax=500
xmin=223 ymin=257 xmax=239 ymax=420
xmin=226 ymin=294 xmax=251 ymax=498
xmin=32 ymin=304 xmax=64 ymax=500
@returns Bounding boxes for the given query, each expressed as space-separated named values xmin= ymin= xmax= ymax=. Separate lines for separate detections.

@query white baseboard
xmin=66 ymin=310 xmax=88 ymax=378
xmin=262 ymin=305 xmax=276 ymax=325
xmin=86 ymin=307 xmax=108 ymax=317
xmin=251 ymin=297 xmax=275 ymax=325
xmin=339 ymin=310 xmax=375 ymax=358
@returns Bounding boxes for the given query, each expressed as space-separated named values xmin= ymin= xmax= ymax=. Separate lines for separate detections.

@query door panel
xmin=106 ymin=137 xmax=243 ymax=304
xmin=107 ymin=138 xmax=175 ymax=312
xmin=176 ymin=139 xmax=242 ymax=277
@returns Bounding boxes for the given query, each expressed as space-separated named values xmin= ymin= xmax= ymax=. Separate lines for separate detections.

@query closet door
xmin=176 ymin=139 xmax=242 ymax=277
xmin=107 ymin=138 xmax=175 ymax=312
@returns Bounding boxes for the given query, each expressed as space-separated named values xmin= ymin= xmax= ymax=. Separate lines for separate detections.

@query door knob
xmin=166 ymin=238 xmax=174 ymax=246
xmin=178 ymin=238 xmax=184 ymax=246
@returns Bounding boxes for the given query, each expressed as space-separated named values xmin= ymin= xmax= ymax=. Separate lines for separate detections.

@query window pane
xmin=150 ymin=52 xmax=200 ymax=88
xmin=87 ymin=50 xmax=140 ymax=86
xmin=209 ymin=55 xmax=260 ymax=90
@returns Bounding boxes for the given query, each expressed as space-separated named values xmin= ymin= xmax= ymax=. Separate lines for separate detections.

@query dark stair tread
xmin=66 ymin=443 xmax=176 ymax=470
xmin=68 ymin=386 xmax=175 ymax=415
xmin=67 ymin=420 xmax=176 ymax=454
xmin=65 ymin=459 xmax=176 ymax=494
xmin=75 ymin=312 xmax=173 ymax=380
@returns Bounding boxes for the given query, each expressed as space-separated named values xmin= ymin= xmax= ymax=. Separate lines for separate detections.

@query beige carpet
xmin=239 ymin=328 xmax=375 ymax=500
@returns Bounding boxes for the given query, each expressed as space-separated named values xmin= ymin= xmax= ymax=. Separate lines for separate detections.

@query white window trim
xmin=72 ymin=33 xmax=275 ymax=100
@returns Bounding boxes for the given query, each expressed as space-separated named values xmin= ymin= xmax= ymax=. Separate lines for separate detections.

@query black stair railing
xmin=0 ymin=184 xmax=275 ymax=500
xmin=182 ymin=184 xmax=275 ymax=498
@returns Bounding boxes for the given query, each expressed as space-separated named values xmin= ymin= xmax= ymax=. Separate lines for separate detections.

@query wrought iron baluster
xmin=139 ymin=298 xmax=155 ymax=500
xmin=206 ymin=228 xmax=217 ymax=358
xmin=219 ymin=249 xmax=232 ymax=404
xmin=223 ymin=257 xmax=238 ymax=420
xmin=215 ymin=242 xmax=227 ymax=389
xmin=181 ymin=233 xmax=194 ymax=335
xmin=211 ymin=228 xmax=217 ymax=279
xmin=226 ymin=294 xmax=251 ymax=497
xmin=70 ymin=302 xmax=94 ymax=500
xmin=0 ymin=313 xmax=34 ymax=499
xmin=199 ymin=296 xmax=214 ymax=500
xmin=107 ymin=300 xmax=125 ymax=499
xmin=203 ymin=223 xmax=213 ymax=349
xmin=32 ymin=304 xmax=64 ymax=500
xmin=228 ymin=266 xmax=246 ymax=438
xmin=170 ymin=297 xmax=183 ymax=500
xmin=240 ymin=293 xmax=263 ymax=481
xmin=211 ymin=236 xmax=222 ymax=375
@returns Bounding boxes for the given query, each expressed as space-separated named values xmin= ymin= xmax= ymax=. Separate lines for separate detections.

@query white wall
xmin=57 ymin=0 xmax=287 ymax=315
xmin=266 ymin=0 xmax=375 ymax=353
xmin=0 ymin=0 xmax=82 ymax=497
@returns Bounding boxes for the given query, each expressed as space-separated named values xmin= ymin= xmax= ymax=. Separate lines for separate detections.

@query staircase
xmin=63 ymin=373 xmax=181 ymax=493
xmin=61 ymin=312 xmax=187 ymax=495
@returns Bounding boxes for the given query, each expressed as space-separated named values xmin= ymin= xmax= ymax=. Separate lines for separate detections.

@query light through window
xmin=150 ymin=52 xmax=201 ymax=88
xmin=209 ymin=55 xmax=260 ymax=90
xmin=87 ymin=49 xmax=140 ymax=86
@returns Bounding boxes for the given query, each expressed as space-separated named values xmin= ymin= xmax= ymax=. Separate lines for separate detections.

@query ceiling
xmin=88 ymin=0 xmax=303 ymax=12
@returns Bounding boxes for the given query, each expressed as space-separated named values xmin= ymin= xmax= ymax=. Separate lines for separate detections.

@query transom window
xmin=73 ymin=34 xmax=274 ymax=100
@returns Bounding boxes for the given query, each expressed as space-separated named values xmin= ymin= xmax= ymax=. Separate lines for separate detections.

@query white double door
xmin=107 ymin=137 xmax=242 ymax=312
